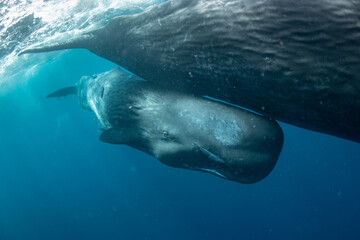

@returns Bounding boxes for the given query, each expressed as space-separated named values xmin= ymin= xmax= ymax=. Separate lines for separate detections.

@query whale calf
xmin=20 ymin=0 xmax=360 ymax=143
xmin=48 ymin=67 xmax=284 ymax=183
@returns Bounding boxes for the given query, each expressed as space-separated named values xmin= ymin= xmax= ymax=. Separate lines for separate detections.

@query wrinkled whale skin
xmin=50 ymin=68 xmax=284 ymax=184
xmin=21 ymin=0 xmax=360 ymax=142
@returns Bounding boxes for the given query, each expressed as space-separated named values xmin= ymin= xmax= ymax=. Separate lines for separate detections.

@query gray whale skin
xmin=48 ymin=67 xmax=284 ymax=184
xmin=20 ymin=0 xmax=360 ymax=143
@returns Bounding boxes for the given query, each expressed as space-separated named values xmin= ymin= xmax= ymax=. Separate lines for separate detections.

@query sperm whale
xmin=48 ymin=67 xmax=284 ymax=184
xmin=21 ymin=0 xmax=360 ymax=142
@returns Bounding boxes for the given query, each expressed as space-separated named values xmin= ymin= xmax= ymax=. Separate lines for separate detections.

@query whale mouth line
xmin=184 ymin=164 xmax=228 ymax=180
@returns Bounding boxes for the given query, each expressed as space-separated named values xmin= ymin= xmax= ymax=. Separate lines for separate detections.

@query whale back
xmin=97 ymin=0 xmax=359 ymax=142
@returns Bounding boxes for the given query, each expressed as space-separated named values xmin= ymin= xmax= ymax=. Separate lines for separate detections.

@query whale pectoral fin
xmin=100 ymin=128 xmax=136 ymax=144
xmin=18 ymin=34 xmax=91 ymax=55
xmin=194 ymin=143 xmax=225 ymax=164
xmin=46 ymin=86 xmax=77 ymax=98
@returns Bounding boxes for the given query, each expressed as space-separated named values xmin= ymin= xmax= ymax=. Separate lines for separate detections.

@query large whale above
xmin=20 ymin=0 xmax=360 ymax=142
xmin=47 ymin=67 xmax=284 ymax=184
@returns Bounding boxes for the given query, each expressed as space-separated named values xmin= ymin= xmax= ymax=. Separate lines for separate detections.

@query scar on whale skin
xmin=47 ymin=67 xmax=284 ymax=184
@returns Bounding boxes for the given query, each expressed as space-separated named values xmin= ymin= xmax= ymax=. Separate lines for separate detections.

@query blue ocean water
xmin=0 ymin=49 xmax=359 ymax=240
xmin=1 ymin=0 xmax=360 ymax=239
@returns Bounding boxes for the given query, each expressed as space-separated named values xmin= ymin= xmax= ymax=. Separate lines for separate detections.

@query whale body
xmin=21 ymin=0 xmax=360 ymax=142
xmin=48 ymin=67 xmax=284 ymax=184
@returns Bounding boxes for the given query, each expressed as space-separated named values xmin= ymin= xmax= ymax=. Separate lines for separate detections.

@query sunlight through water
xmin=0 ymin=0 xmax=166 ymax=92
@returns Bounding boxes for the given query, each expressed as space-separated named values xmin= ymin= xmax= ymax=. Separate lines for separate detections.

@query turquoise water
xmin=1 ymin=49 xmax=360 ymax=239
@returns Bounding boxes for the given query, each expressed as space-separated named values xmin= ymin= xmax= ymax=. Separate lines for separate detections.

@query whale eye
xmin=161 ymin=131 xmax=169 ymax=140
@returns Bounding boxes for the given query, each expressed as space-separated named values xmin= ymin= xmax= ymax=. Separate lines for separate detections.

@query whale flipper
xmin=19 ymin=34 xmax=91 ymax=55
xmin=46 ymin=86 xmax=77 ymax=98
xmin=100 ymin=128 xmax=137 ymax=145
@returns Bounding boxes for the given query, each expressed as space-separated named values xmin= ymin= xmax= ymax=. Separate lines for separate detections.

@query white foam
xmin=0 ymin=0 xmax=166 ymax=93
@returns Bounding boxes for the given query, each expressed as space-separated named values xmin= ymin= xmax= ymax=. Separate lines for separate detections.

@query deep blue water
xmin=1 ymin=50 xmax=359 ymax=240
